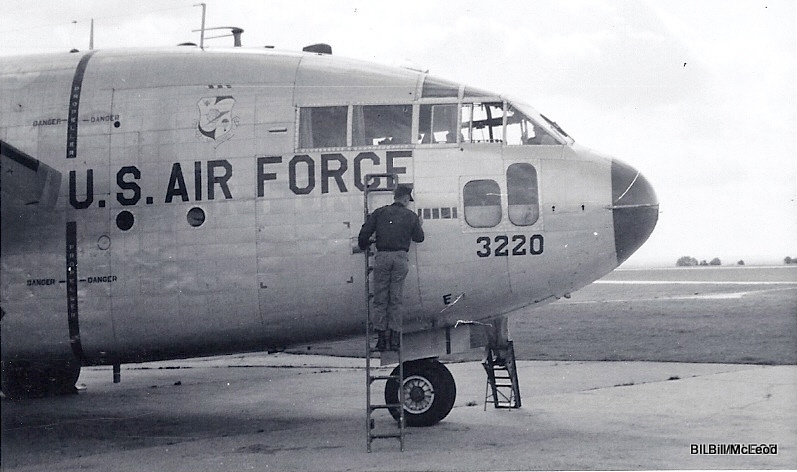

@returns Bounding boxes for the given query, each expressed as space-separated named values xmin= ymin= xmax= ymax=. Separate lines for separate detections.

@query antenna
xmin=191 ymin=26 xmax=245 ymax=47
xmin=194 ymin=3 xmax=206 ymax=50
xmin=89 ymin=18 xmax=94 ymax=50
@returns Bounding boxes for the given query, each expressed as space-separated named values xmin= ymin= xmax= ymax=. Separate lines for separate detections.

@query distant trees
xmin=676 ymin=256 xmax=722 ymax=267
xmin=678 ymin=256 xmax=797 ymax=266
xmin=676 ymin=256 xmax=698 ymax=267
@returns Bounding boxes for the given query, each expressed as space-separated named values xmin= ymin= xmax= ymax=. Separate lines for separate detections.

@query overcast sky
xmin=1 ymin=0 xmax=795 ymax=267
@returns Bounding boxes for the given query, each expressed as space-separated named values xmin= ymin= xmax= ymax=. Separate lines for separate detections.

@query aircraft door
xmin=413 ymin=141 xmax=511 ymax=319
xmin=253 ymin=90 xmax=300 ymax=341
xmin=501 ymin=150 xmax=550 ymax=303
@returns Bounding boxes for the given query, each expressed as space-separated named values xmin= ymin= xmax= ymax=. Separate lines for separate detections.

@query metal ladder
xmin=363 ymin=173 xmax=405 ymax=452
xmin=483 ymin=340 xmax=521 ymax=409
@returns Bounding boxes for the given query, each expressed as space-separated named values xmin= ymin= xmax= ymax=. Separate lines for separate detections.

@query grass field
xmin=510 ymin=266 xmax=797 ymax=365
xmin=295 ymin=266 xmax=797 ymax=365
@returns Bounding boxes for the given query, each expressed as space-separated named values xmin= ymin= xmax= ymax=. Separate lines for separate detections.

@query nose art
xmin=611 ymin=159 xmax=659 ymax=264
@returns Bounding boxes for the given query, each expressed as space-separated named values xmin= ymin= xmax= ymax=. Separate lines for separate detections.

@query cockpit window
xmin=505 ymin=105 xmax=558 ymax=145
xmin=421 ymin=76 xmax=459 ymax=98
xmin=352 ymin=105 xmax=412 ymax=146
xmin=418 ymin=104 xmax=459 ymax=144
xmin=463 ymin=85 xmax=494 ymax=98
xmin=299 ymin=106 xmax=348 ymax=148
xmin=461 ymin=102 xmax=504 ymax=143
xmin=540 ymin=114 xmax=572 ymax=141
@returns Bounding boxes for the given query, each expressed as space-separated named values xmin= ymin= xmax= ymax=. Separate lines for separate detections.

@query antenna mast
xmin=89 ymin=19 xmax=94 ymax=50
xmin=194 ymin=3 xmax=206 ymax=50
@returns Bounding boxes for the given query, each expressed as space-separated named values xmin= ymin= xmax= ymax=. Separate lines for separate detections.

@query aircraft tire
xmin=385 ymin=358 xmax=456 ymax=427
xmin=1 ymin=360 xmax=81 ymax=400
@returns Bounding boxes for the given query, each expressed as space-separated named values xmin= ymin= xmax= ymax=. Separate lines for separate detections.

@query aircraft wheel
xmin=385 ymin=358 xmax=456 ymax=427
xmin=1 ymin=361 xmax=80 ymax=400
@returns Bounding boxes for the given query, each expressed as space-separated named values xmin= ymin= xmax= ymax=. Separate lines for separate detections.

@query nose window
xmin=507 ymin=163 xmax=539 ymax=226
xmin=463 ymin=179 xmax=501 ymax=228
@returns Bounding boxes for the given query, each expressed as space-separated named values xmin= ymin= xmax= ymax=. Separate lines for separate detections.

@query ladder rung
xmin=370 ymin=433 xmax=402 ymax=439
xmin=370 ymin=375 xmax=400 ymax=382
xmin=370 ymin=403 xmax=401 ymax=410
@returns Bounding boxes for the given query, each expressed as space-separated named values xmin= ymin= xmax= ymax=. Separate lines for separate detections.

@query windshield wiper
xmin=540 ymin=114 xmax=572 ymax=141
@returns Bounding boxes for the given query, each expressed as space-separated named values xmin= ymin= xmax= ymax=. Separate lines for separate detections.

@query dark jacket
xmin=358 ymin=202 xmax=424 ymax=252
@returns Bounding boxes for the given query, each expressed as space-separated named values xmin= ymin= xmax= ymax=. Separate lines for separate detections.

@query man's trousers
xmin=371 ymin=251 xmax=409 ymax=331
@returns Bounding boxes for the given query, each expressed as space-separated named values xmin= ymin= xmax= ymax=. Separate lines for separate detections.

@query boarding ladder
xmin=483 ymin=340 xmax=522 ymax=409
xmin=363 ymin=173 xmax=405 ymax=452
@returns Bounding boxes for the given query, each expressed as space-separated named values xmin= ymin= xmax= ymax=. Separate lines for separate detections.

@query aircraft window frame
xmin=352 ymin=104 xmax=413 ymax=147
xmin=463 ymin=179 xmax=502 ymax=228
xmin=506 ymin=163 xmax=540 ymax=226
xmin=505 ymin=105 xmax=560 ymax=146
xmin=506 ymin=100 xmax=569 ymax=145
xmin=298 ymin=106 xmax=349 ymax=149
xmin=418 ymin=103 xmax=460 ymax=145
xmin=461 ymin=101 xmax=505 ymax=144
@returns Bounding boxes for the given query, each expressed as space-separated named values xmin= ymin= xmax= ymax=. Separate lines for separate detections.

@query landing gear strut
xmin=385 ymin=358 xmax=456 ymax=427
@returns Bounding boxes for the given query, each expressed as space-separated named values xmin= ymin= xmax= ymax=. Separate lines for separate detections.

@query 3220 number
xmin=476 ymin=234 xmax=544 ymax=258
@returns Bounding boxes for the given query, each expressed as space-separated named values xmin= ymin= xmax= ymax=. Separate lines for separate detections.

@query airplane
xmin=0 ymin=42 xmax=658 ymax=427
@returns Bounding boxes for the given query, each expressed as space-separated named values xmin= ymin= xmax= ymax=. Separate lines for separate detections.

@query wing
xmin=1 ymin=140 xmax=62 ymax=209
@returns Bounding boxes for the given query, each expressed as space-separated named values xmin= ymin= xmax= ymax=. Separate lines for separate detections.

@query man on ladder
xmin=358 ymin=184 xmax=424 ymax=351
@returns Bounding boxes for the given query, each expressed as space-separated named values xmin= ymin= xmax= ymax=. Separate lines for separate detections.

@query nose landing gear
xmin=385 ymin=358 xmax=456 ymax=427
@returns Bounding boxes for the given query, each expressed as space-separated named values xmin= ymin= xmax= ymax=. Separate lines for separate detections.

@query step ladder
xmin=483 ymin=340 xmax=521 ymax=409
xmin=363 ymin=173 xmax=405 ymax=453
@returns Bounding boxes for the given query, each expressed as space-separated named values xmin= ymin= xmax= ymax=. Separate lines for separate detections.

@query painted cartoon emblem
xmin=195 ymin=96 xmax=239 ymax=146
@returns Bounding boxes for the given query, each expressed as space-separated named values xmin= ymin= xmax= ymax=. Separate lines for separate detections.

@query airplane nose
xmin=611 ymin=159 xmax=659 ymax=264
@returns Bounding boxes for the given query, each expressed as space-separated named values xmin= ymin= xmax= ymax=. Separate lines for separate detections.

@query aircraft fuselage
xmin=1 ymin=48 xmax=658 ymax=373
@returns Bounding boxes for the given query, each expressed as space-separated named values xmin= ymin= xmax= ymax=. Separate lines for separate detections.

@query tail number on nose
xmin=476 ymin=234 xmax=544 ymax=258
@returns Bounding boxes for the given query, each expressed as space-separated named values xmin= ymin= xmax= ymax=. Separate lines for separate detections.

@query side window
xmin=505 ymin=106 xmax=558 ymax=145
xmin=507 ymin=163 xmax=539 ymax=226
xmin=298 ymin=106 xmax=347 ymax=148
xmin=462 ymin=102 xmax=503 ymax=143
xmin=352 ymin=105 xmax=412 ymax=146
xmin=418 ymin=104 xmax=459 ymax=144
xmin=463 ymin=179 xmax=501 ymax=228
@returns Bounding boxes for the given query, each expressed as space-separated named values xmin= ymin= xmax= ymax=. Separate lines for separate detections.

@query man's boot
xmin=389 ymin=330 xmax=401 ymax=351
xmin=374 ymin=330 xmax=388 ymax=351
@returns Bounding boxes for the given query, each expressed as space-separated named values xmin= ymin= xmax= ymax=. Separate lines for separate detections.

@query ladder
xmin=363 ymin=173 xmax=405 ymax=452
xmin=483 ymin=340 xmax=521 ymax=409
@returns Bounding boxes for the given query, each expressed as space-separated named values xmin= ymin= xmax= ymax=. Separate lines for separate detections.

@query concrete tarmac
xmin=2 ymin=353 xmax=795 ymax=471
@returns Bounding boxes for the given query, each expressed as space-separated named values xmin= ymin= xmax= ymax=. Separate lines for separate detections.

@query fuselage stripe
xmin=66 ymin=221 xmax=84 ymax=360
xmin=66 ymin=51 xmax=96 ymax=160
